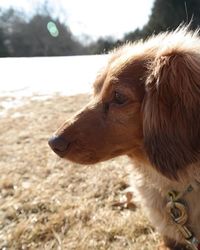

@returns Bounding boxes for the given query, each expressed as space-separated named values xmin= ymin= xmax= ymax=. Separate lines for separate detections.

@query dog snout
xmin=48 ymin=135 xmax=69 ymax=157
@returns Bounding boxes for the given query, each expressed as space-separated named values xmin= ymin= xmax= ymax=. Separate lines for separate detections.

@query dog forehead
xmin=93 ymin=48 xmax=140 ymax=96
xmin=93 ymin=60 xmax=117 ymax=95
xmin=93 ymin=68 xmax=107 ymax=95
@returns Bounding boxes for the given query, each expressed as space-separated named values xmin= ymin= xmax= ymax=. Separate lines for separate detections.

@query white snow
xmin=0 ymin=55 xmax=108 ymax=96
xmin=0 ymin=55 xmax=108 ymax=116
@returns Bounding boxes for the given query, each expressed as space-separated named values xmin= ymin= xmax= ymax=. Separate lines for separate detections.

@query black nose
xmin=48 ymin=135 xmax=69 ymax=157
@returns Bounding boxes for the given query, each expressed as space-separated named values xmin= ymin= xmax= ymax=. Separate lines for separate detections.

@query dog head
xmin=48 ymin=48 xmax=146 ymax=164
xmin=49 ymin=29 xmax=200 ymax=180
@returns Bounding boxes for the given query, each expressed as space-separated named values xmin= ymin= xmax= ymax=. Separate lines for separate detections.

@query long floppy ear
xmin=143 ymin=52 xmax=200 ymax=179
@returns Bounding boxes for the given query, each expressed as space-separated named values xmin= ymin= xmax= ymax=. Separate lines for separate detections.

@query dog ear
xmin=143 ymin=52 xmax=200 ymax=179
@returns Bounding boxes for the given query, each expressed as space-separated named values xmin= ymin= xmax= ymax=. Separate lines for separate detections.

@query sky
xmin=0 ymin=0 xmax=154 ymax=40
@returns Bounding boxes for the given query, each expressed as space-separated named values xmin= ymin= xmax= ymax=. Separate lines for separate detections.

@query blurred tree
xmin=123 ymin=0 xmax=200 ymax=43
xmin=1 ymin=0 xmax=200 ymax=56
xmin=0 ymin=28 xmax=9 ymax=57
xmin=87 ymin=37 xmax=121 ymax=54
xmin=0 ymin=8 xmax=85 ymax=57
xmin=143 ymin=0 xmax=200 ymax=36
xmin=123 ymin=28 xmax=144 ymax=42
xmin=9 ymin=14 xmax=85 ymax=56
xmin=0 ymin=8 xmax=15 ymax=57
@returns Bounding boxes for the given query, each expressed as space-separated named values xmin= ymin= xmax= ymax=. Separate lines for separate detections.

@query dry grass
xmin=0 ymin=94 xmax=160 ymax=250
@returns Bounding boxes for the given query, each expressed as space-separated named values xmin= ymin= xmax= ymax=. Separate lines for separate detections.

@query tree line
xmin=0 ymin=0 xmax=200 ymax=57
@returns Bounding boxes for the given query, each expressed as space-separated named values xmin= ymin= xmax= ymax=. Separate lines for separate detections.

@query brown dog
xmin=49 ymin=27 xmax=200 ymax=250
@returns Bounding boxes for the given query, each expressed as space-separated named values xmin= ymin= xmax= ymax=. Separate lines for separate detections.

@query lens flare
xmin=47 ymin=21 xmax=59 ymax=37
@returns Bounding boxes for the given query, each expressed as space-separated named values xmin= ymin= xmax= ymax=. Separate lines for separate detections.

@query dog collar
xmin=166 ymin=180 xmax=200 ymax=250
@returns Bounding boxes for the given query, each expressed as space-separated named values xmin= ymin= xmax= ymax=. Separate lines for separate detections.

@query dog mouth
xmin=51 ymin=149 xmax=65 ymax=158
xmin=48 ymin=136 xmax=98 ymax=164
xmin=48 ymin=133 xmax=132 ymax=164
xmin=63 ymin=147 xmax=101 ymax=164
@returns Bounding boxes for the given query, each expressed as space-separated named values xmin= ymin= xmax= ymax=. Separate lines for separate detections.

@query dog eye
xmin=113 ymin=91 xmax=128 ymax=105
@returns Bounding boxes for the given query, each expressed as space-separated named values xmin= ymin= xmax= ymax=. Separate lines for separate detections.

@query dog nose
xmin=48 ymin=135 xmax=69 ymax=157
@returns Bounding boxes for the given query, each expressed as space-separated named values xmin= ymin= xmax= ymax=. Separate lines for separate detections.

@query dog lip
xmin=52 ymin=148 xmax=66 ymax=158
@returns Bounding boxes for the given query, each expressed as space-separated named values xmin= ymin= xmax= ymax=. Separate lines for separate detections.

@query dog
xmin=48 ymin=27 xmax=200 ymax=250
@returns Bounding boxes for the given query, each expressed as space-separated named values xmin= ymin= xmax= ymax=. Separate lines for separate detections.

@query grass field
xmin=0 ymin=94 xmax=160 ymax=250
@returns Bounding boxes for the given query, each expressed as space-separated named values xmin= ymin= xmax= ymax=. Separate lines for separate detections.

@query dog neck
xmin=128 ymin=159 xmax=200 ymax=245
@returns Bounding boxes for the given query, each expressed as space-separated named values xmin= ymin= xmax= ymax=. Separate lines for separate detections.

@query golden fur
xmin=49 ymin=27 xmax=200 ymax=250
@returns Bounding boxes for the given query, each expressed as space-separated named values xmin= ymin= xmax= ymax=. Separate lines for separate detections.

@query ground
xmin=0 ymin=94 xmax=160 ymax=250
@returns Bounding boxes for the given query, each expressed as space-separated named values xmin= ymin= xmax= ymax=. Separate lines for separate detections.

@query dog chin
xmin=63 ymin=153 xmax=102 ymax=165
